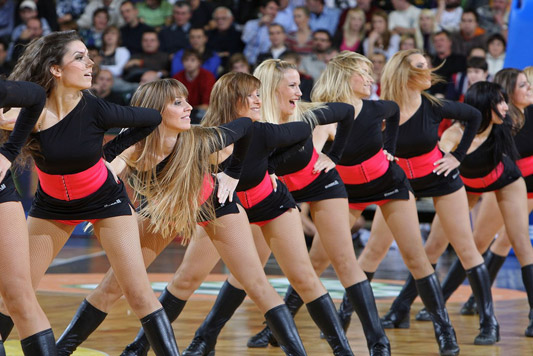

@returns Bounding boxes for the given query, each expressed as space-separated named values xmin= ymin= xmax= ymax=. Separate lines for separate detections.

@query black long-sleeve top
xmin=514 ymin=106 xmax=533 ymax=159
xmin=0 ymin=81 xmax=46 ymax=162
xmin=270 ymin=103 xmax=354 ymax=176
xmin=395 ymin=96 xmax=481 ymax=161
xmin=33 ymin=92 xmax=161 ymax=175
xmin=338 ymin=100 xmax=400 ymax=166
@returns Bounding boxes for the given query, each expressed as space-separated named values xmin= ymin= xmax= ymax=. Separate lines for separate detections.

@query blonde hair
xmin=524 ymin=66 xmax=533 ymax=89
xmin=381 ymin=49 xmax=442 ymax=108
xmin=415 ymin=9 xmax=437 ymax=49
xmin=253 ymin=59 xmax=322 ymax=125
xmin=128 ymin=79 xmax=223 ymax=243
xmin=311 ymin=51 xmax=372 ymax=105
xmin=343 ymin=8 xmax=366 ymax=38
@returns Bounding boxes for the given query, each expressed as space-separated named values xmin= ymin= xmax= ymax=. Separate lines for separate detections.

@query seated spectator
xmin=120 ymin=0 xmax=154 ymax=55
xmin=333 ymin=8 xmax=365 ymax=53
xmin=435 ymin=0 xmax=462 ymax=33
xmin=363 ymin=10 xmax=400 ymax=59
xmin=477 ymin=0 xmax=509 ymax=35
xmin=0 ymin=0 xmax=16 ymax=41
xmin=285 ymin=6 xmax=313 ymax=55
xmin=56 ymin=0 xmax=88 ymax=26
xmin=306 ymin=0 xmax=340 ymax=36
xmin=79 ymin=8 xmax=109 ymax=49
xmin=12 ymin=1 xmax=51 ymax=43
xmin=8 ymin=17 xmax=43 ymax=64
xmin=275 ymin=0 xmax=297 ymax=33
xmin=171 ymin=27 xmax=221 ymax=77
xmin=448 ymin=56 xmax=489 ymax=101
xmin=136 ymin=0 xmax=172 ymax=29
xmin=99 ymin=25 xmax=131 ymax=77
xmin=158 ymin=1 xmax=191 ymax=55
xmin=0 ymin=40 xmax=12 ymax=76
xmin=256 ymin=24 xmax=289 ymax=65
xmin=399 ymin=34 xmax=416 ymax=50
xmin=431 ymin=30 xmax=467 ymax=96
xmin=92 ymin=69 xmax=127 ymax=105
xmin=123 ymin=30 xmax=170 ymax=82
xmin=415 ymin=9 xmax=438 ymax=56
xmin=139 ymin=70 xmax=161 ymax=85
xmin=468 ymin=46 xmax=486 ymax=58
xmin=227 ymin=53 xmax=251 ymax=74
xmin=486 ymin=33 xmax=506 ymax=77
xmin=189 ymin=0 xmax=215 ymax=29
xmin=77 ymin=0 xmax=123 ymax=30
xmin=388 ymin=0 xmax=421 ymax=36
xmin=300 ymin=29 xmax=332 ymax=81
xmin=242 ymin=0 xmax=279 ymax=65
xmin=369 ymin=52 xmax=386 ymax=100
xmin=173 ymin=49 xmax=216 ymax=122
xmin=281 ymin=51 xmax=313 ymax=101
xmin=451 ymin=10 xmax=487 ymax=57
xmin=207 ymin=7 xmax=244 ymax=68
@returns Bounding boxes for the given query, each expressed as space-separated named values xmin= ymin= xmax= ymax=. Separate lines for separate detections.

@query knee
xmin=121 ymin=286 xmax=155 ymax=312
xmin=287 ymin=269 xmax=320 ymax=295
xmin=170 ymin=270 xmax=204 ymax=296
xmin=240 ymin=276 xmax=271 ymax=301
xmin=1 ymin=288 xmax=38 ymax=320
xmin=310 ymin=254 xmax=329 ymax=275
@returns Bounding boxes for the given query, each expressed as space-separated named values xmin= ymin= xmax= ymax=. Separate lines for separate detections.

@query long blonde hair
xmin=253 ymin=59 xmax=322 ymax=125
xmin=311 ymin=51 xmax=372 ymax=105
xmin=381 ymin=49 xmax=442 ymax=108
xmin=343 ymin=8 xmax=366 ymax=38
xmin=128 ymin=79 xmax=223 ymax=243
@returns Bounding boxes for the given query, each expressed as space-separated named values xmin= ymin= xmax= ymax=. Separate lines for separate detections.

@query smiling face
xmin=512 ymin=73 xmax=533 ymax=110
xmin=276 ymin=69 xmax=302 ymax=119
xmin=349 ymin=63 xmax=374 ymax=99
xmin=53 ymin=40 xmax=95 ymax=90
xmin=236 ymin=88 xmax=261 ymax=121
xmin=162 ymin=95 xmax=193 ymax=133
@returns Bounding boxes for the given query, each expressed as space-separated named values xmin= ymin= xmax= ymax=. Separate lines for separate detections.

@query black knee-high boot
xmin=416 ymin=274 xmax=459 ymax=356
xmin=122 ymin=288 xmax=187 ymax=356
xmin=335 ymin=271 xmax=375 ymax=335
xmin=140 ymin=308 xmax=180 ymax=356
xmin=306 ymin=294 xmax=353 ymax=356
xmin=182 ymin=280 xmax=246 ymax=356
xmin=0 ymin=312 xmax=13 ymax=341
xmin=21 ymin=329 xmax=58 ymax=356
xmin=0 ymin=339 xmax=5 ymax=356
xmin=466 ymin=264 xmax=499 ymax=344
xmin=381 ymin=273 xmax=418 ymax=329
xmin=521 ymin=264 xmax=533 ymax=337
xmin=264 ymin=304 xmax=307 ymax=355
xmin=416 ymin=261 xmax=465 ymax=322
xmin=461 ymin=250 xmax=507 ymax=315
xmin=346 ymin=280 xmax=390 ymax=356
xmin=247 ymin=285 xmax=304 ymax=348
xmin=56 ymin=299 xmax=107 ymax=356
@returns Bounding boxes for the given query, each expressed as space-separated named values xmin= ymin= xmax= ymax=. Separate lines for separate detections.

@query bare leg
xmin=358 ymin=208 xmax=395 ymax=273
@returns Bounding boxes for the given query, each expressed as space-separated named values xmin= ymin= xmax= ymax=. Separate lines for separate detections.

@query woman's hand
xmin=433 ymin=153 xmax=460 ymax=177
xmin=216 ymin=172 xmax=239 ymax=204
xmin=104 ymin=160 xmax=120 ymax=182
xmin=0 ymin=153 xmax=11 ymax=183
xmin=383 ymin=150 xmax=398 ymax=162
xmin=0 ymin=108 xmax=16 ymax=130
xmin=313 ymin=153 xmax=335 ymax=174
xmin=269 ymin=173 xmax=278 ymax=192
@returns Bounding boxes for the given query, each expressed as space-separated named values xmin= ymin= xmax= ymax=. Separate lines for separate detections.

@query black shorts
xmin=289 ymin=169 xmax=348 ymax=203
xmin=243 ymin=180 xmax=297 ymax=224
xmin=409 ymin=168 xmax=464 ymax=198
xmin=0 ymin=170 xmax=21 ymax=204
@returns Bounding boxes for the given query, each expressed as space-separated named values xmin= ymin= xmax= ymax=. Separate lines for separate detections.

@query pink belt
xmin=397 ymin=145 xmax=442 ymax=179
xmin=517 ymin=155 xmax=533 ymax=177
xmin=336 ymin=149 xmax=389 ymax=184
xmin=279 ymin=149 xmax=320 ymax=191
xmin=237 ymin=172 xmax=273 ymax=209
xmin=461 ymin=162 xmax=504 ymax=189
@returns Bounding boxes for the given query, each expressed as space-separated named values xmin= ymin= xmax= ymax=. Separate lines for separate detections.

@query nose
xmin=295 ymin=85 xmax=302 ymax=97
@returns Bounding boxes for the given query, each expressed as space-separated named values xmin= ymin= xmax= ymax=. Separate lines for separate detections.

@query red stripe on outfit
xmin=279 ymin=149 xmax=320 ymax=191
xmin=397 ymin=145 xmax=442 ymax=179
xmin=55 ymin=219 xmax=99 ymax=226
xmin=461 ymin=162 xmax=504 ymax=189
xmin=517 ymin=156 xmax=533 ymax=199
xmin=348 ymin=199 xmax=390 ymax=211
xmin=336 ymin=149 xmax=389 ymax=185
xmin=236 ymin=172 xmax=273 ymax=209
xmin=197 ymin=174 xmax=216 ymax=227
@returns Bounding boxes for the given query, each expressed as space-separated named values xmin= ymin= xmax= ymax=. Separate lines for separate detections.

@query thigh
xmin=471 ymin=192 xmax=504 ymax=252
xmin=358 ymin=207 xmax=395 ymax=272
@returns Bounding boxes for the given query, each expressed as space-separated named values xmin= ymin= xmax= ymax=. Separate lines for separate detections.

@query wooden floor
xmin=4 ymin=287 xmax=533 ymax=355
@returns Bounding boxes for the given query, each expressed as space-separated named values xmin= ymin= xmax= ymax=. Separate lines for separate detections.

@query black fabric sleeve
xmin=380 ymin=100 xmax=401 ymax=156
xmin=265 ymin=121 xmax=312 ymax=174
xmin=0 ymin=81 xmax=46 ymax=162
xmin=439 ymin=100 xmax=481 ymax=162
xmin=218 ymin=117 xmax=253 ymax=179
xmin=314 ymin=102 xmax=355 ymax=164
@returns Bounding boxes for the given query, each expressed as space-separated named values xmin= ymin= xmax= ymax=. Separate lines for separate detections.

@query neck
xmin=478 ymin=122 xmax=493 ymax=139
xmin=161 ymin=130 xmax=179 ymax=156
xmin=130 ymin=18 xmax=139 ymax=27
xmin=48 ymin=86 xmax=83 ymax=117
xmin=186 ymin=68 xmax=199 ymax=80
xmin=401 ymin=89 xmax=422 ymax=111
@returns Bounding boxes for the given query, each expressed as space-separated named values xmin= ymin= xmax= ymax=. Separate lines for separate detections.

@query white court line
xmin=50 ymin=251 xmax=107 ymax=267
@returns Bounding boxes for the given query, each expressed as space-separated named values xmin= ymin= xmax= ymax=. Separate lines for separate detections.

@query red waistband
xmin=397 ymin=145 xmax=443 ymax=179
xmin=348 ymin=199 xmax=390 ymax=211
xmin=461 ymin=162 xmax=504 ymax=189
xmin=236 ymin=172 xmax=273 ymax=209
xmin=55 ymin=219 xmax=99 ymax=226
xmin=36 ymin=159 xmax=108 ymax=201
xmin=336 ymin=149 xmax=389 ymax=185
xmin=279 ymin=149 xmax=320 ymax=192
xmin=199 ymin=174 xmax=215 ymax=206
xmin=517 ymin=155 xmax=533 ymax=178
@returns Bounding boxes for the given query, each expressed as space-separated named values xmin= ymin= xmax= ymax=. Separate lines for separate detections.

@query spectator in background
xmin=399 ymin=34 xmax=416 ymax=50
xmin=8 ymin=16 xmax=43 ymax=64
xmin=189 ymin=0 xmax=215 ymax=29
xmin=388 ymin=0 xmax=421 ymax=36
xmin=12 ymin=1 xmax=51 ymax=43
xmin=242 ymin=0 xmax=279 ymax=65
xmin=139 ymin=70 xmax=161 ymax=85
xmin=227 ymin=53 xmax=251 ymax=74
xmin=136 ymin=0 xmax=172 ymax=29
xmin=123 ymin=30 xmax=170 ymax=82
xmin=275 ymin=0 xmax=297 ymax=33
xmin=300 ymin=29 xmax=331 ymax=81
xmin=280 ymin=51 xmax=313 ymax=101
xmin=415 ymin=9 xmax=438 ymax=56
xmin=173 ymin=48 xmax=216 ymax=122
xmin=207 ymin=7 xmax=244 ymax=69
xmin=435 ymin=0 xmax=462 ymax=33
xmin=92 ymin=69 xmax=127 ymax=105
xmin=77 ymin=0 xmax=123 ymax=30
xmin=120 ymin=0 xmax=154 ymax=54
xmin=363 ymin=10 xmax=400 ymax=59
xmin=486 ymin=33 xmax=506 ymax=77
xmin=158 ymin=1 xmax=192 ymax=55
xmin=0 ymin=0 xmax=15 ymax=41
xmin=451 ymin=10 xmax=487 ymax=57
xmin=99 ymin=25 xmax=131 ymax=78
xmin=0 ymin=40 xmax=11 ymax=76
xmin=468 ymin=46 xmax=486 ymax=58
xmin=285 ymin=6 xmax=313 ymax=54
xmin=306 ymin=0 xmax=340 ymax=36
xmin=369 ymin=52 xmax=386 ymax=99
xmin=431 ymin=30 xmax=467 ymax=96
xmin=448 ymin=56 xmax=489 ymax=101
xmin=171 ymin=27 xmax=221 ymax=77
xmin=79 ymin=7 xmax=109 ymax=49
xmin=256 ymin=23 xmax=288 ymax=65
xmin=477 ymin=0 xmax=509 ymax=35
xmin=333 ymin=8 xmax=365 ymax=53
xmin=56 ymin=0 xmax=88 ymax=26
